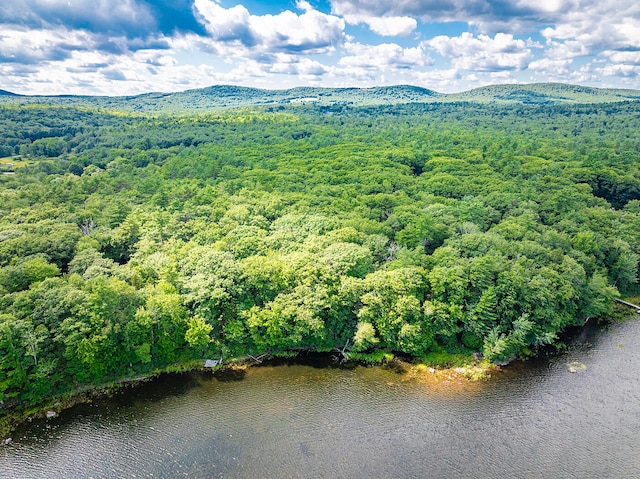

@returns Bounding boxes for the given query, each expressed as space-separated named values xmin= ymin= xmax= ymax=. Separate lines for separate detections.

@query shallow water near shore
xmin=2 ymin=319 xmax=640 ymax=478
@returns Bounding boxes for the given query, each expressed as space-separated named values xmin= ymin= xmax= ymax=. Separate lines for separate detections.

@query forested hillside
xmin=1 ymin=98 xmax=639 ymax=411
xmin=1 ymin=83 xmax=639 ymax=112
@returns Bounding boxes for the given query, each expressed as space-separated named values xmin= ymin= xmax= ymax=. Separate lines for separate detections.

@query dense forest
xmin=0 ymin=93 xmax=639 ymax=411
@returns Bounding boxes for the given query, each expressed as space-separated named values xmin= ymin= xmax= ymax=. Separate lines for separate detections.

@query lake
xmin=2 ymin=318 xmax=639 ymax=478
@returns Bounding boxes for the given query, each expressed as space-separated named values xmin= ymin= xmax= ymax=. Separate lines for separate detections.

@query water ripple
xmin=3 ymin=320 xmax=640 ymax=478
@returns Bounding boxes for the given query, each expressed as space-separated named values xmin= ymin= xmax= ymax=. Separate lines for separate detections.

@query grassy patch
xmin=348 ymin=350 xmax=395 ymax=364
xmin=405 ymin=361 xmax=496 ymax=382
xmin=0 ymin=156 xmax=28 ymax=170
xmin=421 ymin=351 xmax=476 ymax=368
xmin=622 ymin=294 xmax=640 ymax=306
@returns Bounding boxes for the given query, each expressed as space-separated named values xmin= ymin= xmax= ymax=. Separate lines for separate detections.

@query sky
xmin=1 ymin=0 xmax=640 ymax=95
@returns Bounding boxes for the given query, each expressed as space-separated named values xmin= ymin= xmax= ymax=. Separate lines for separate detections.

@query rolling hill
xmin=0 ymin=83 xmax=638 ymax=112
xmin=446 ymin=83 xmax=640 ymax=104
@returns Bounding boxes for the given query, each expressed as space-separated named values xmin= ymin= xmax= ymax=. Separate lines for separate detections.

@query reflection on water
xmin=2 ymin=320 xmax=640 ymax=478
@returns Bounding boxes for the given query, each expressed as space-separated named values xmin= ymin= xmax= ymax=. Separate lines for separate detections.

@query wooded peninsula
xmin=0 ymin=84 xmax=639 ymax=417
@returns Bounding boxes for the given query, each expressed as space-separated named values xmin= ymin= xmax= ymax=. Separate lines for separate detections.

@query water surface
xmin=2 ymin=320 xmax=639 ymax=478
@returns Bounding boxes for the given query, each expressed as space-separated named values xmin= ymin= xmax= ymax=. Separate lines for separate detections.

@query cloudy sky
xmin=1 ymin=0 xmax=640 ymax=95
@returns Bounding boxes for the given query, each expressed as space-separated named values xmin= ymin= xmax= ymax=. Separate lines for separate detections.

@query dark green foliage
xmin=0 ymin=95 xmax=639 ymax=411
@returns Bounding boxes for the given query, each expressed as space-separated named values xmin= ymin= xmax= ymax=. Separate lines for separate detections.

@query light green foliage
xmin=185 ymin=316 xmax=213 ymax=354
xmin=68 ymin=248 xmax=116 ymax=279
xmin=0 ymin=257 xmax=60 ymax=292
xmin=134 ymin=281 xmax=189 ymax=364
xmin=398 ymin=323 xmax=432 ymax=356
xmin=245 ymin=283 xmax=329 ymax=351
xmin=178 ymin=247 xmax=241 ymax=323
xmin=356 ymin=267 xmax=427 ymax=349
xmin=352 ymin=322 xmax=378 ymax=352
xmin=320 ymin=242 xmax=373 ymax=278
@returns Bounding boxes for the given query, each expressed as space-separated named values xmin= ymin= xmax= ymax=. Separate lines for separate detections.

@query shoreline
xmin=5 ymin=308 xmax=636 ymax=439
xmin=0 ymin=352 xmax=498 ymax=439
xmin=0 ymin=360 xmax=202 ymax=438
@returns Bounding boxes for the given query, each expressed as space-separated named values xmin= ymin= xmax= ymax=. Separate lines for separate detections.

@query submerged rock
xmin=567 ymin=361 xmax=587 ymax=373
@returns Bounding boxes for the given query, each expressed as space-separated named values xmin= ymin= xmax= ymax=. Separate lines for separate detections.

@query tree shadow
xmin=212 ymin=367 xmax=247 ymax=382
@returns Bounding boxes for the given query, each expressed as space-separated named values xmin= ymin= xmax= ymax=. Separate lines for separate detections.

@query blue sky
xmin=1 ymin=0 xmax=640 ymax=95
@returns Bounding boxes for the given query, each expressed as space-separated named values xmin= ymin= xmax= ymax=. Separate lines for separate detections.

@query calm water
xmin=2 ymin=319 xmax=640 ymax=479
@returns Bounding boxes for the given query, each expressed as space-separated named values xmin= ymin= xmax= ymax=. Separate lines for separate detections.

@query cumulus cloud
xmin=365 ymin=16 xmax=417 ymax=36
xmin=424 ymin=33 xmax=535 ymax=72
xmin=595 ymin=64 xmax=640 ymax=78
xmin=0 ymin=0 xmax=349 ymax=94
xmin=593 ymin=50 xmax=640 ymax=79
xmin=339 ymin=42 xmax=431 ymax=70
xmin=528 ymin=57 xmax=573 ymax=77
xmin=0 ymin=46 xmax=224 ymax=95
xmin=604 ymin=51 xmax=640 ymax=65
xmin=0 ymin=0 xmax=187 ymax=63
xmin=541 ymin=14 xmax=640 ymax=54
xmin=412 ymin=68 xmax=462 ymax=92
xmin=332 ymin=0 xmax=640 ymax=80
xmin=0 ymin=0 xmax=639 ymax=95
xmin=339 ymin=14 xmax=417 ymax=36
xmin=330 ymin=0 xmax=459 ymax=22
xmin=329 ymin=0 xmax=573 ymax=32
xmin=255 ymin=55 xmax=328 ymax=78
xmin=0 ymin=0 xmax=207 ymax=38
xmin=330 ymin=0 xmax=640 ymax=36
xmin=193 ymin=0 xmax=345 ymax=54
xmin=0 ymin=27 xmax=92 ymax=64
xmin=102 ymin=68 xmax=127 ymax=81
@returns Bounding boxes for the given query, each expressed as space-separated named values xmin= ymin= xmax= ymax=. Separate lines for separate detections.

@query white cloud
xmin=543 ymin=40 xmax=591 ymax=60
xmin=489 ymin=71 xmax=517 ymax=82
xmin=327 ymin=65 xmax=378 ymax=84
xmin=0 ymin=36 xmax=230 ymax=96
xmin=528 ymin=57 xmax=573 ymax=76
xmin=330 ymin=0 xmax=574 ymax=32
xmin=540 ymin=9 xmax=640 ymax=48
xmin=193 ymin=0 xmax=345 ymax=54
xmin=0 ymin=0 xmax=165 ymax=38
xmin=193 ymin=0 xmax=254 ymax=44
xmin=363 ymin=16 xmax=417 ymax=37
xmin=257 ymin=54 xmax=328 ymax=77
xmin=0 ymin=19 xmax=338 ymax=95
xmin=338 ymin=12 xmax=417 ymax=36
xmin=339 ymin=42 xmax=432 ymax=70
xmin=1 ymin=0 xmax=640 ymax=95
xmin=330 ymin=0 xmax=456 ymax=21
xmin=603 ymin=51 xmax=640 ymax=65
xmin=296 ymin=0 xmax=313 ymax=13
xmin=412 ymin=68 xmax=462 ymax=92
xmin=329 ymin=0 xmax=640 ymax=55
xmin=595 ymin=63 xmax=640 ymax=78
xmin=0 ymin=27 xmax=92 ymax=64
xmin=424 ymin=33 xmax=534 ymax=71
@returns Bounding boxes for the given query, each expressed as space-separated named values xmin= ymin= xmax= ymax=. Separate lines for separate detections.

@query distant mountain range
xmin=1 ymin=83 xmax=638 ymax=112
xmin=447 ymin=83 xmax=640 ymax=104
